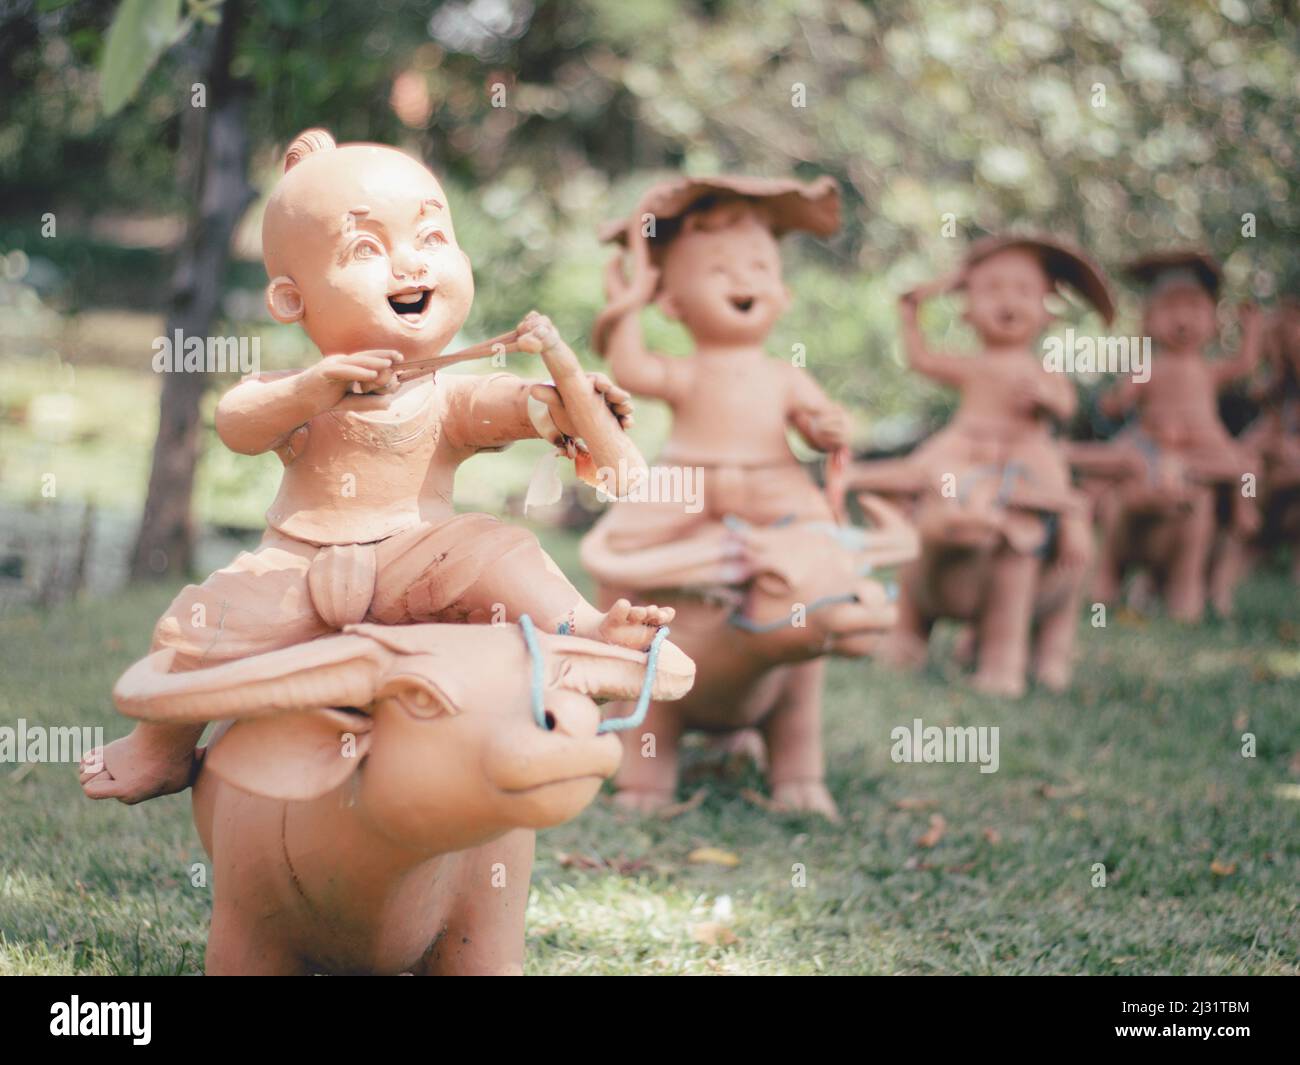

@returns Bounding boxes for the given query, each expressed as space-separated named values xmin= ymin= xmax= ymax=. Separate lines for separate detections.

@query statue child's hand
xmin=311 ymin=350 xmax=405 ymax=400
xmin=604 ymin=254 xmax=660 ymax=307
xmin=1010 ymin=375 xmax=1047 ymax=414
xmin=793 ymin=405 xmax=851 ymax=451
xmin=899 ymin=269 xmax=965 ymax=311
xmin=529 ymin=373 xmax=634 ymax=440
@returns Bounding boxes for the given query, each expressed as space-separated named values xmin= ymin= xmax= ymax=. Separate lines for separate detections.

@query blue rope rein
xmin=517 ymin=614 xmax=670 ymax=734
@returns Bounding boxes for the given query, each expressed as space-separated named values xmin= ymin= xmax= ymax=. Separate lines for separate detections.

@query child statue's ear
xmin=657 ymin=291 xmax=682 ymax=321
xmin=266 ymin=276 xmax=305 ymax=323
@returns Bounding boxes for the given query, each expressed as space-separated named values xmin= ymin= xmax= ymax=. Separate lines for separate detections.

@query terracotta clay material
xmin=1084 ymin=249 xmax=1263 ymax=620
xmin=860 ymin=234 xmax=1112 ymax=697
xmin=851 ymin=458 xmax=1093 ymax=698
xmin=581 ymin=175 xmax=914 ymax=819
xmin=80 ymin=130 xmax=678 ymax=807
xmin=1242 ymin=298 xmax=1300 ymax=579
xmin=111 ymin=622 xmax=693 ymax=975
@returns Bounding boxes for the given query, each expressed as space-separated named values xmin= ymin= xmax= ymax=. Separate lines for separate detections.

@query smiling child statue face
xmin=1143 ymin=280 xmax=1218 ymax=355
xmin=262 ymin=137 xmax=475 ymax=360
xmin=657 ymin=203 xmax=791 ymax=346
xmin=962 ymin=247 xmax=1054 ymax=348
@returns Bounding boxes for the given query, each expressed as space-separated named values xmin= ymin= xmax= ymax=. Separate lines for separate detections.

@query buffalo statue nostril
xmin=544 ymin=710 xmax=557 ymax=731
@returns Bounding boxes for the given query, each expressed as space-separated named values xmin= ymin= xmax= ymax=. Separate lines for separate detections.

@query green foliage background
xmin=1 ymin=0 xmax=1297 ymax=522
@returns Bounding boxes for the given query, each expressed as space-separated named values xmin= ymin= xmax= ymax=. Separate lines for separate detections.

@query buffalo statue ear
xmin=540 ymin=632 xmax=695 ymax=704
xmin=113 ymin=634 xmax=389 ymax=724
xmin=205 ymin=708 xmax=374 ymax=801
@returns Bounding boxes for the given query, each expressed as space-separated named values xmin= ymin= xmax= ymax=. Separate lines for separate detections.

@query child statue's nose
xmin=392 ymin=249 xmax=429 ymax=282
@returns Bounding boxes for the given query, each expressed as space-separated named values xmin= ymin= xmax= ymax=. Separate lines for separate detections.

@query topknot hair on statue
xmin=284 ymin=129 xmax=337 ymax=172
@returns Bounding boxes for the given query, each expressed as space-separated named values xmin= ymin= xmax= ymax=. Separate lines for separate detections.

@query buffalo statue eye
xmin=405 ymin=689 xmax=437 ymax=717
xmin=392 ymin=680 xmax=450 ymax=719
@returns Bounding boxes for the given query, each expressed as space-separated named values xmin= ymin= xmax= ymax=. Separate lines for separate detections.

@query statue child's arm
xmin=898 ymin=274 xmax=972 ymax=390
xmin=786 ymin=365 xmax=851 ymax=452
xmin=1214 ymin=303 xmax=1262 ymax=388
xmin=1099 ymin=377 xmax=1141 ymax=419
xmin=442 ymin=371 xmax=633 ymax=451
xmin=215 ymin=352 xmax=401 ymax=455
xmin=1033 ymin=369 xmax=1077 ymax=422
xmin=604 ymin=309 xmax=689 ymax=404
xmin=600 ymin=256 xmax=688 ymax=404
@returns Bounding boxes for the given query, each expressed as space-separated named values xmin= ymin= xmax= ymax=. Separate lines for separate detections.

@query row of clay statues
xmin=79 ymin=133 xmax=1298 ymax=974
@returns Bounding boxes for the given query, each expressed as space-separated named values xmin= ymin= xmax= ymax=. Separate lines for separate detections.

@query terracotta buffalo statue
xmin=580 ymin=495 xmax=916 ymax=819
xmin=111 ymin=621 xmax=694 ymax=975
xmin=1067 ymin=439 xmax=1251 ymax=620
xmin=1241 ymin=300 xmax=1300 ymax=582
xmin=849 ymin=457 xmax=1092 ymax=698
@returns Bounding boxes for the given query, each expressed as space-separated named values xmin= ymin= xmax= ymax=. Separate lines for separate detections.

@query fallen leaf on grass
xmin=893 ymin=797 xmax=939 ymax=811
xmin=1115 ymin=606 xmax=1146 ymax=627
xmin=740 ymin=787 xmax=780 ymax=812
xmin=1209 ymin=859 xmax=1237 ymax=877
xmin=915 ymin=813 xmax=947 ymax=849
xmin=690 ymin=921 xmax=738 ymax=947
xmin=555 ymin=852 xmax=651 ymax=876
xmin=656 ymin=787 xmax=707 ymax=821
xmin=688 ymin=846 xmax=741 ymax=868
xmin=1260 ymin=650 xmax=1300 ymax=679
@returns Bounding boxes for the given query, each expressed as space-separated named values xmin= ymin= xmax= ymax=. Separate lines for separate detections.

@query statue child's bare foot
xmin=970 ymin=669 xmax=1027 ymax=699
xmin=1034 ymin=659 xmax=1072 ymax=693
xmin=598 ymin=598 xmax=675 ymax=651
xmin=770 ymin=780 xmax=841 ymax=822
xmin=876 ymin=628 xmax=929 ymax=671
xmin=78 ymin=730 xmax=200 ymax=805
xmin=613 ymin=788 xmax=675 ymax=814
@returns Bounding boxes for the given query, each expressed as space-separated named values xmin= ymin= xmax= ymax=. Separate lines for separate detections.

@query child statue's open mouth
xmin=730 ymin=295 xmax=756 ymax=313
xmin=388 ymin=286 xmax=433 ymax=322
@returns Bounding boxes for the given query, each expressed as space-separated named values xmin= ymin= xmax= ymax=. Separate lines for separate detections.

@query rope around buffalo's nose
xmin=518 ymin=614 xmax=670 ymax=734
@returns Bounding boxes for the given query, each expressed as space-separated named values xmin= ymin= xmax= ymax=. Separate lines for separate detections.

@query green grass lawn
xmin=1 ymin=536 xmax=1297 ymax=975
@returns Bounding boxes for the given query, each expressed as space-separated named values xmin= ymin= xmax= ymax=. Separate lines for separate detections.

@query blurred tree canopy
xmin=1 ymin=0 xmax=1297 ymax=535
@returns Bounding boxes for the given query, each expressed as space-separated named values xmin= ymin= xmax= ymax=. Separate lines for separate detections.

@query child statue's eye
xmin=421 ymin=230 xmax=447 ymax=247
xmin=353 ymin=241 xmax=381 ymax=261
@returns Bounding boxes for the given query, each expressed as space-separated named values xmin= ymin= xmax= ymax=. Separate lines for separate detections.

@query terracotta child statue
xmin=586 ymin=175 xmax=857 ymax=816
xmin=1243 ymin=295 xmax=1300 ymax=580
xmin=1095 ymin=250 xmax=1261 ymax=614
xmin=896 ymin=235 xmax=1115 ymax=580
xmin=592 ymin=175 xmax=849 ymax=546
xmin=1100 ymin=251 xmax=1260 ymax=491
xmin=80 ymin=129 xmax=672 ymax=803
xmin=853 ymin=236 xmax=1112 ymax=696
